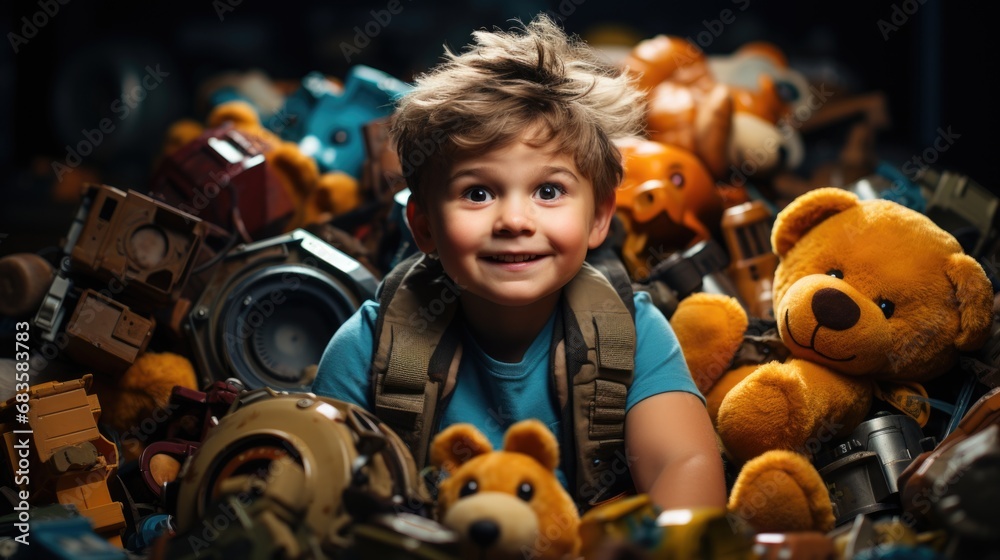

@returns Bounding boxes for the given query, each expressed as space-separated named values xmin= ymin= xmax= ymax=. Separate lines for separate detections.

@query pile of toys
xmin=1 ymin=35 xmax=998 ymax=560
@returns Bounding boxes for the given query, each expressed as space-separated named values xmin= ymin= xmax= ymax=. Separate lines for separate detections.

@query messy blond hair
xmin=391 ymin=14 xmax=645 ymax=207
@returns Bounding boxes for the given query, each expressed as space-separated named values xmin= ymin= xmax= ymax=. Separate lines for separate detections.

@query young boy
xmin=312 ymin=15 xmax=725 ymax=512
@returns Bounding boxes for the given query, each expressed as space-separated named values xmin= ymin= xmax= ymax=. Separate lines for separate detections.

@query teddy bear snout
xmin=469 ymin=519 xmax=500 ymax=547
xmin=811 ymin=287 xmax=860 ymax=331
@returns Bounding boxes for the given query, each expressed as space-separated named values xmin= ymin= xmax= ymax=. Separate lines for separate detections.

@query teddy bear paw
xmin=715 ymin=361 xmax=815 ymax=462
xmin=728 ymin=450 xmax=834 ymax=533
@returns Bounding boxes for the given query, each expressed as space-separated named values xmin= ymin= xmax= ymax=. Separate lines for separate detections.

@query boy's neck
xmin=459 ymin=290 xmax=562 ymax=363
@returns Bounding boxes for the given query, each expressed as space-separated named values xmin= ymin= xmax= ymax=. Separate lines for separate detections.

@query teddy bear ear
xmin=207 ymin=100 xmax=262 ymax=129
xmin=430 ymin=423 xmax=493 ymax=473
xmin=771 ymin=187 xmax=860 ymax=257
xmin=269 ymin=143 xmax=320 ymax=202
xmin=945 ymin=253 xmax=995 ymax=351
xmin=503 ymin=419 xmax=560 ymax=471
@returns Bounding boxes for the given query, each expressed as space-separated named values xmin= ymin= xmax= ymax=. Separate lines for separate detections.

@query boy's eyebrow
xmin=449 ymin=165 xmax=580 ymax=182
xmin=541 ymin=165 xmax=580 ymax=181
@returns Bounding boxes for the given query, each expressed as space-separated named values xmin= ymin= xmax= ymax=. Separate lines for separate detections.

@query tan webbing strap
xmin=562 ymin=262 xmax=636 ymax=506
xmin=375 ymin=326 xmax=435 ymax=427
xmin=372 ymin=255 xmax=458 ymax=466
xmin=589 ymin=308 xmax=634 ymax=443
xmin=590 ymin=378 xmax=627 ymax=440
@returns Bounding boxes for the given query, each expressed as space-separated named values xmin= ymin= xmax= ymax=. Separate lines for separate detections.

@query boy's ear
xmin=588 ymin=195 xmax=617 ymax=250
xmin=406 ymin=197 xmax=437 ymax=255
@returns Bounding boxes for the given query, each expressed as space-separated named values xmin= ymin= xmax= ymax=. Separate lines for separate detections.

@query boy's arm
xmin=625 ymin=391 xmax=727 ymax=510
xmin=310 ymin=301 xmax=379 ymax=409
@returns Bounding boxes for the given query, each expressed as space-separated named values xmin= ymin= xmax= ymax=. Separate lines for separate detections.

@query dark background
xmin=0 ymin=0 xmax=994 ymax=257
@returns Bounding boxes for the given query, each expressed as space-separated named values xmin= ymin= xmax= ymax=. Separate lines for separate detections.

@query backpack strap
xmin=553 ymin=261 xmax=637 ymax=509
xmin=371 ymin=253 xmax=461 ymax=467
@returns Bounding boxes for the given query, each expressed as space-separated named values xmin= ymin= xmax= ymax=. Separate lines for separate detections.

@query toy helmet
xmin=169 ymin=388 xmax=432 ymax=555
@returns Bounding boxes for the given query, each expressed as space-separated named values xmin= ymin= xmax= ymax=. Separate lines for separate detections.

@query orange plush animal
xmin=622 ymin=36 xmax=804 ymax=184
xmin=671 ymin=188 xmax=994 ymax=533
xmin=614 ymin=136 xmax=724 ymax=280
xmin=430 ymin=420 xmax=580 ymax=560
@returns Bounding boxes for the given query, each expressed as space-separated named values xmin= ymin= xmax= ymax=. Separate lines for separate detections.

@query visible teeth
xmin=492 ymin=254 xmax=536 ymax=263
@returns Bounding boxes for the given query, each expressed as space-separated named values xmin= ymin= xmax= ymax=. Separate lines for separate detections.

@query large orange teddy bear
xmin=671 ymin=187 xmax=994 ymax=532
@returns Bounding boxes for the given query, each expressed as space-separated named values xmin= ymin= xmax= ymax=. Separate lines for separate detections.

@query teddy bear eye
xmin=516 ymin=482 xmax=534 ymax=501
xmin=826 ymin=269 xmax=843 ymax=279
xmin=459 ymin=479 xmax=479 ymax=497
xmin=878 ymin=298 xmax=895 ymax=319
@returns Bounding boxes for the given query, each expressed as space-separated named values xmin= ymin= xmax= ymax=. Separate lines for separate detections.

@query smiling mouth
xmin=784 ymin=309 xmax=856 ymax=362
xmin=485 ymin=254 xmax=541 ymax=263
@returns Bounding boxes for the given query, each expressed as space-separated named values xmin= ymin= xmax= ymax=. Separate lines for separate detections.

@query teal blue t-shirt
xmin=311 ymin=290 xmax=702 ymax=488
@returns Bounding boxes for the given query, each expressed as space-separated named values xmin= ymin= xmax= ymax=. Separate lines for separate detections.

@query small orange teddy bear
xmin=430 ymin=420 xmax=581 ymax=560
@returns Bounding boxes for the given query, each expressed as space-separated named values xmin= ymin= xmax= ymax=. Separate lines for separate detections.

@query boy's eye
xmin=462 ymin=187 xmax=493 ymax=203
xmin=535 ymin=183 xmax=565 ymax=200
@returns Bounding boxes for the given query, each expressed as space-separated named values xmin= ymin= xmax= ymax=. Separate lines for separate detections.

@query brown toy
xmin=670 ymin=187 xmax=994 ymax=533
xmin=430 ymin=420 xmax=580 ymax=560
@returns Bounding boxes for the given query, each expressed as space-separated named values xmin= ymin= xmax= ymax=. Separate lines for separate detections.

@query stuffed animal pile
xmin=671 ymin=187 xmax=994 ymax=532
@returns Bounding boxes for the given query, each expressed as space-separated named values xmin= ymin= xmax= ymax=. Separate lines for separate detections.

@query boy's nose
xmin=493 ymin=197 xmax=535 ymax=236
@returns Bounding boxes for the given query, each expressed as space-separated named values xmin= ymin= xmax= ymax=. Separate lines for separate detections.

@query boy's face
xmin=407 ymin=134 xmax=615 ymax=309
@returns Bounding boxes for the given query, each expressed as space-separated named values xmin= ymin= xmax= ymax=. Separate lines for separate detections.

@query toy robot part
xmin=168 ymin=390 xmax=430 ymax=557
xmin=647 ymin=239 xmax=749 ymax=312
xmin=920 ymin=169 xmax=998 ymax=258
xmin=150 ymin=125 xmax=296 ymax=241
xmin=900 ymin=386 xmax=1000 ymax=541
xmin=721 ymin=201 xmax=777 ymax=320
xmin=817 ymin=414 xmax=929 ymax=527
xmin=185 ymin=229 xmax=377 ymax=390
xmin=69 ymin=185 xmax=207 ymax=308
xmin=64 ymin=289 xmax=155 ymax=375
xmin=0 ymin=375 xmax=126 ymax=546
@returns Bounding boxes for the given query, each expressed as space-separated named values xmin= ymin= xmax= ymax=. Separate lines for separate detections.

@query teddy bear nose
xmin=811 ymin=287 xmax=860 ymax=331
xmin=468 ymin=520 xmax=500 ymax=547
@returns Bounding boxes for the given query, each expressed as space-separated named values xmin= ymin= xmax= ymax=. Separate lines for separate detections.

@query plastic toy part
xmin=278 ymin=66 xmax=412 ymax=178
xmin=646 ymin=239 xmax=749 ymax=312
xmin=68 ymin=185 xmax=207 ymax=309
xmin=185 ymin=229 xmax=378 ymax=390
xmin=816 ymin=414 xmax=930 ymax=527
xmin=751 ymin=531 xmax=836 ymax=559
xmin=721 ymin=201 xmax=777 ymax=320
xmin=0 ymin=375 xmax=126 ymax=546
xmin=164 ymin=389 xmax=431 ymax=557
xmin=64 ymin=289 xmax=155 ymax=376
xmin=919 ymin=169 xmax=999 ymax=258
xmin=899 ymin=387 xmax=1000 ymax=541
xmin=0 ymin=253 xmax=54 ymax=319
xmin=149 ymin=124 xmax=297 ymax=241
xmin=578 ymin=494 xmax=756 ymax=559
xmin=614 ymin=137 xmax=722 ymax=281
